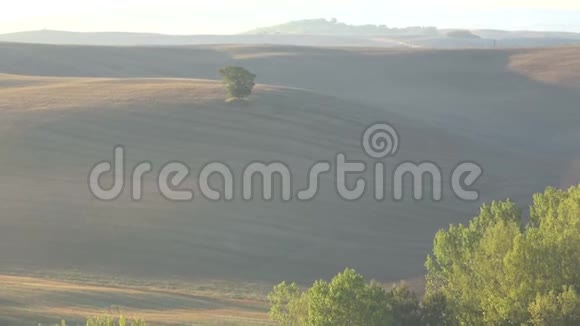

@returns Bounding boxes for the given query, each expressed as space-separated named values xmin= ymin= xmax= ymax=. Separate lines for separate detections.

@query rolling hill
xmin=0 ymin=44 xmax=579 ymax=324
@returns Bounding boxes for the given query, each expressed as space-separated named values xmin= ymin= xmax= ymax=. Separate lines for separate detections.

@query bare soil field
xmin=0 ymin=44 xmax=578 ymax=324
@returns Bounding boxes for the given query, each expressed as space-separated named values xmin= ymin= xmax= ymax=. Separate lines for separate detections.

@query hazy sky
xmin=2 ymin=0 xmax=580 ymax=34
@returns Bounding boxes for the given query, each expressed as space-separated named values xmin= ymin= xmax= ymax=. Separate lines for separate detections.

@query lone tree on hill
xmin=219 ymin=66 xmax=256 ymax=101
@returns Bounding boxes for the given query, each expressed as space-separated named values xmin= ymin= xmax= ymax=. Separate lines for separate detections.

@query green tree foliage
xmin=268 ymin=268 xmax=393 ymax=325
xmin=528 ymin=286 xmax=579 ymax=326
xmin=218 ymin=66 xmax=256 ymax=100
xmin=387 ymin=283 xmax=422 ymax=326
xmin=269 ymin=281 xmax=305 ymax=325
xmin=85 ymin=314 xmax=146 ymax=326
xmin=420 ymin=291 xmax=454 ymax=326
xmin=426 ymin=185 xmax=580 ymax=325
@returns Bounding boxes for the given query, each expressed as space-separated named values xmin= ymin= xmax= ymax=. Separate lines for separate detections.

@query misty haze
xmin=0 ymin=1 xmax=579 ymax=325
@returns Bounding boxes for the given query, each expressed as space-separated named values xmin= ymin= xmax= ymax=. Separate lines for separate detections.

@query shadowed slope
xmin=0 ymin=44 xmax=578 ymax=153
xmin=0 ymin=45 xmax=579 ymax=291
xmin=0 ymin=73 xmax=559 ymax=287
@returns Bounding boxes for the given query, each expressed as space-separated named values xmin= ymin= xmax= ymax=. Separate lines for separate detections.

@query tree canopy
xmin=268 ymin=268 xmax=393 ymax=325
xmin=426 ymin=185 xmax=580 ymax=325
xmin=269 ymin=185 xmax=580 ymax=325
xmin=219 ymin=66 xmax=256 ymax=100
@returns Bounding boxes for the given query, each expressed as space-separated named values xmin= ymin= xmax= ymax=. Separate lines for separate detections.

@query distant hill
xmin=446 ymin=30 xmax=482 ymax=39
xmin=0 ymin=29 xmax=422 ymax=47
xmin=1 ymin=23 xmax=579 ymax=49
xmin=473 ymin=29 xmax=580 ymax=40
xmin=244 ymin=18 xmax=438 ymax=36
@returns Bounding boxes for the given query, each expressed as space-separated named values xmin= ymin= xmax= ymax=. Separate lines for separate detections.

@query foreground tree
xmin=269 ymin=281 xmax=304 ymax=325
xmin=426 ymin=186 xmax=580 ymax=325
xmin=420 ymin=291 xmax=454 ymax=326
xmin=268 ymin=268 xmax=393 ymax=325
xmin=387 ymin=283 xmax=422 ymax=326
xmin=528 ymin=286 xmax=579 ymax=326
xmin=85 ymin=314 xmax=146 ymax=326
xmin=219 ymin=66 xmax=256 ymax=100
